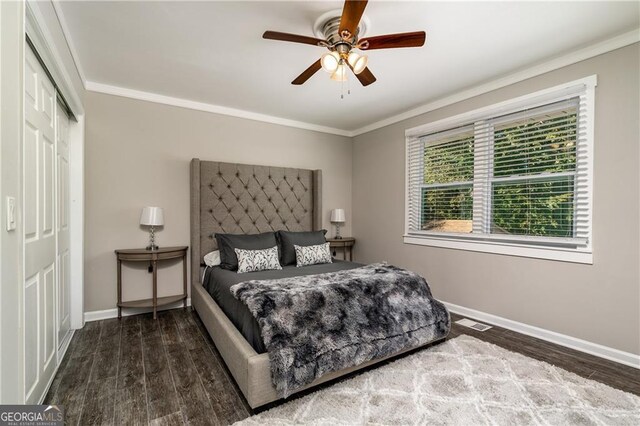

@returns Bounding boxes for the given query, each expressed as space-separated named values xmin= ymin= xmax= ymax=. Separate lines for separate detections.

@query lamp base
xmin=146 ymin=227 xmax=159 ymax=251
xmin=333 ymin=223 xmax=343 ymax=239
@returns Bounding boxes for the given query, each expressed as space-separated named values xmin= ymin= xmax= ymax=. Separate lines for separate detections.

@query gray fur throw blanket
xmin=230 ymin=263 xmax=450 ymax=397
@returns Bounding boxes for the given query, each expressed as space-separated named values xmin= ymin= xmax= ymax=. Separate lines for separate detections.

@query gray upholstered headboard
xmin=190 ymin=159 xmax=322 ymax=283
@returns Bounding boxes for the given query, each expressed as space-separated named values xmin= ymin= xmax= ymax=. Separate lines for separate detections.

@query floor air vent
xmin=455 ymin=318 xmax=493 ymax=332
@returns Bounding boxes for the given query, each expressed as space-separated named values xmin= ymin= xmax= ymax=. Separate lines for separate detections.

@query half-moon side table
xmin=115 ymin=246 xmax=188 ymax=319
xmin=327 ymin=237 xmax=355 ymax=261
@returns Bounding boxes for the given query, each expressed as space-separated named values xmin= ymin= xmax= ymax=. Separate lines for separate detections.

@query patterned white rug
xmin=236 ymin=335 xmax=640 ymax=425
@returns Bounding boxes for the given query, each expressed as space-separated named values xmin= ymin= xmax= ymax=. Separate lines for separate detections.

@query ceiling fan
xmin=263 ymin=0 xmax=426 ymax=87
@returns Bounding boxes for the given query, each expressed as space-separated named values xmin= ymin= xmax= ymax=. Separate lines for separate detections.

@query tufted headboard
xmin=190 ymin=159 xmax=322 ymax=283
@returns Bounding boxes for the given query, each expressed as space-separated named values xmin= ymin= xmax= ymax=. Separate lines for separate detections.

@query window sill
xmin=403 ymin=235 xmax=593 ymax=264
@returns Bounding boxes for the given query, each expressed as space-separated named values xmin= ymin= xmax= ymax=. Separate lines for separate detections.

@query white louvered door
xmin=24 ymin=45 xmax=58 ymax=404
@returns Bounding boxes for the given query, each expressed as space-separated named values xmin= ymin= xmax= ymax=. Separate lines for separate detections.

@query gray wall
xmin=352 ymin=44 xmax=639 ymax=355
xmin=85 ymin=44 xmax=639 ymax=356
xmin=85 ymin=91 xmax=352 ymax=312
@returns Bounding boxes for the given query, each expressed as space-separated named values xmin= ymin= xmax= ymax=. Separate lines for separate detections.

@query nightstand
xmin=115 ymin=246 xmax=188 ymax=319
xmin=327 ymin=237 xmax=355 ymax=261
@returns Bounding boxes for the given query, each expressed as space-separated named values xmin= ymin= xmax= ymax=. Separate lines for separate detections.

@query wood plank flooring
xmin=45 ymin=309 xmax=250 ymax=425
xmin=45 ymin=309 xmax=639 ymax=425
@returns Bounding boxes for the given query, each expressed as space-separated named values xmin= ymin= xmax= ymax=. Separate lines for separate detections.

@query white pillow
xmin=234 ymin=246 xmax=282 ymax=274
xmin=203 ymin=250 xmax=221 ymax=267
xmin=294 ymin=242 xmax=332 ymax=267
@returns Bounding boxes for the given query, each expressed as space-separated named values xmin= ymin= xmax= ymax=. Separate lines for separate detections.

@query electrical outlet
xmin=6 ymin=196 xmax=16 ymax=231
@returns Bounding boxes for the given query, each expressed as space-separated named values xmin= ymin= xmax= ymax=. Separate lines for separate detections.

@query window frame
xmin=404 ymin=76 xmax=596 ymax=264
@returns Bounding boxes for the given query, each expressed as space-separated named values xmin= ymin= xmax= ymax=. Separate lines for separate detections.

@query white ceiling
xmin=58 ymin=1 xmax=639 ymax=132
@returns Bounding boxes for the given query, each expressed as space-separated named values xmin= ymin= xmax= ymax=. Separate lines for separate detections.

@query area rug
xmin=235 ymin=335 xmax=640 ymax=425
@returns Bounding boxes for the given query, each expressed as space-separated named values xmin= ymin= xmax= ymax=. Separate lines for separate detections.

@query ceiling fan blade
xmin=339 ymin=0 xmax=368 ymax=41
xmin=359 ymin=31 xmax=426 ymax=50
xmin=291 ymin=60 xmax=322 ymax=85
xmin=350 ymin=65 xmax=376 ymax=86
xmin=263 ymin=31 xmax=326 ymax=46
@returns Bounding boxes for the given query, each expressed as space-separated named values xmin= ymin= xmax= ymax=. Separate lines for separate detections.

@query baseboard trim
xmin=443 ymin=301 xmax=640 ymax=369
xmin=85 ymin=298 xmax=639 ymax=368
xmin=84 ymin=298 xmax=192 ymax=322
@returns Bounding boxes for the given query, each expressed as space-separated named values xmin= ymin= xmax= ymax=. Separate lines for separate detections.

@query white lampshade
xmin=140 ymin=206 xmax=164 ymax=226
xmin=330 ymin=208 xmax=346 ymax=223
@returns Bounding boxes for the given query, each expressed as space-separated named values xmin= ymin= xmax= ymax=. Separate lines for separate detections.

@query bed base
xmin=192 ymin=280 xmax=444 ymax=408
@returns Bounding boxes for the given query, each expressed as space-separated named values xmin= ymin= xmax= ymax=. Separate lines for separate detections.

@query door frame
xmin=25 ymin=2 xmax=84 ymax=334
xmin=0 ymin=0 xmax=27 ymax=404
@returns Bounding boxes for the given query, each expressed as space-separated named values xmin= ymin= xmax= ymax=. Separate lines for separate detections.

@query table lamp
xmin=330 ymin=208 xmax=345 ymax=239
xmin=140 ymin=206 xmax=164 ymax=250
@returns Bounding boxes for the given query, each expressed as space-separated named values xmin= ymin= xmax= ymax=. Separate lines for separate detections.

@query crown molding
xmin=85 ymin=81 xmax=353 ymax=137
xmin=350 ymin=28 xmax=640 ymax=137
xmin=79 ymin=27 xmax=637 ymax=139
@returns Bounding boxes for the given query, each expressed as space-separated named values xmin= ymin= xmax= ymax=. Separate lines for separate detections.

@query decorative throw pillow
xmin=235 ymin=246 xmax=282 ymax=274
xmin=276 ymin=230 xmax=328 ymax=266
xmin=215 ymin=232 xmax=279 ymax=271
xmin=294 ymin=242 xmax=332 ymax=267
xmin=203 ymin=250 xmax=221 ymax=267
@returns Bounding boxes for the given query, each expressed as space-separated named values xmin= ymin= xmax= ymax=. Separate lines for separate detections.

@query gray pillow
xmin=215 ymin=232 xmax=278 ymax=271
xmin=276 ymin=230 xmax=327 ymax=266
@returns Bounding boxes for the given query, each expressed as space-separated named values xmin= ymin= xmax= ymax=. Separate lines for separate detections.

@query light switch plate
xmin=6 ymin=196 xmax=16 ymax=231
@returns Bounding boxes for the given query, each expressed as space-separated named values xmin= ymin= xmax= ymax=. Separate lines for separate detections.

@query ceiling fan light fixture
xmin=348 ymin=52 xmax=368 ymax=74
xmin=321 ymin=51 xmax=340 ymax=73
xmin=264 ymin=0 xmax=426 ymax=88
xmin=330 ymin=64 xmax=348 ymax=81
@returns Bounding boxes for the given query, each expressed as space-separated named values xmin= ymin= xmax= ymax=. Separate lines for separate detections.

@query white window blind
xmin=405 ymin=77 xmax=595 ymax=261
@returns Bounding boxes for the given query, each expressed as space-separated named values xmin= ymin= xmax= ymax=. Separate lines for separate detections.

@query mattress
xmin=202 ymin=260 xmax=362 ymax=353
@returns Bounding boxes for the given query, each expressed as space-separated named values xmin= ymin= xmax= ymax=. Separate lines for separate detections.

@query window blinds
xmin=406 ymin=91 xmax=591 ymax=248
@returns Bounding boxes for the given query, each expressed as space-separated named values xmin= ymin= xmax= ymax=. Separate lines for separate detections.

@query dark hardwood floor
xmin=45 ymin=309 xmax=250 ymax=426
xmin=45 ymin=309 xmax=640 ymax=425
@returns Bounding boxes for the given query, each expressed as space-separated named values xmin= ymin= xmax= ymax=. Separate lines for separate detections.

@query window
xmin=405 ymin=76 xmax=596 ymax=263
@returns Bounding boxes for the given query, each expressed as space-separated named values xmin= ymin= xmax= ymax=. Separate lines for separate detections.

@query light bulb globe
xmin=352 ymin=54 xmax=368 ymax=74
xmin=347 ymin=52 xmax=360 ymax=68
xmin=321 ymin=52 xmax=340 ymax=73
xmin=330 ymin=64 xmax=348 ymax=81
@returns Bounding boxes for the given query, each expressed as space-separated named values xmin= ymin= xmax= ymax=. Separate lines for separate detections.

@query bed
xmin=190 ymin=159 xmax=449 ymax=408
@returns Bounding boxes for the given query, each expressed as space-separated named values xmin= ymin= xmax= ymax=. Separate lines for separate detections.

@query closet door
xmin=56 ymin=103 xmax=71 ymax=350
xmin=24 ymin=45 xmax=58 ymax=404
